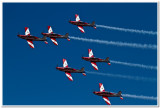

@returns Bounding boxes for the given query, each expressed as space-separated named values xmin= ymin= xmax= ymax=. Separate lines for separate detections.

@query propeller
xmin=68 ymin=19 xmax=72 ymax=22
xmin=41 ymin=31 xmax=44 ymax=34
xmin=93 ymin=90 xmax=96 ymax=94
xmin=17 ymin=32 xmax=20 ymax=36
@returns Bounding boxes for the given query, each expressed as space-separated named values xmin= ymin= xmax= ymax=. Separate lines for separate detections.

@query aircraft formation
xmin=17 ymin=14 xmax=122 ymax=105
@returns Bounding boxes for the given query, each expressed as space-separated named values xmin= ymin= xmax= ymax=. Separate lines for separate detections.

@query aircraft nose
xmin=56 ymin=67 xmax=61 ymax=70
xmin=93 ymin=91 xmax=96 ymax=94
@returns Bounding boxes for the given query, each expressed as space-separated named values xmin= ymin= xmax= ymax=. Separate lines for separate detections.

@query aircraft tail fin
xmin=106 ymin=57 xmax=111 ymax=65
xmin=80 ymin=67 xmax=86 ymax=76
xmin=106 ymin=57 xmax=109 ymax=61
xmin=118 ymin=91 xmax=123 ymax=99
xmin=91 ymin=21 xmax=96 ymax=29
xmin=65 ymin=33 xmax=70 ymax=41
xmin=42 ymin=36 xmax=48 ymax=44
xmin=80 ymin=67 xmax=85 ymax=72
xmin=118 ymin=91 xmax=122 ymax=95
xmin=91 ymin=21 xmax=95 ymax=26
xmin=42 ymin=35 xmax=47 ymax=40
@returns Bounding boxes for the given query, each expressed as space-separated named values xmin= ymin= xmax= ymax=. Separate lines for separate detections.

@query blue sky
xmin=3 ymin=3 xmax=157 ymax=105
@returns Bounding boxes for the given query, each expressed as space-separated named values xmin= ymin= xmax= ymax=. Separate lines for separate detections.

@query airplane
xmin=93 ymin=83 xmax=123 ymax=105
xmin=82 ymin=49 xmax=111 ymax=70
xmin=17 ymin=27 xmax=48 ymax=48
xmin=41 ymin=26 xmax=70 ymax=45
xmin=56 ymin=59 xmax=86 ymax=81
xmin=69 ymin=14 xmax=96 ymax=33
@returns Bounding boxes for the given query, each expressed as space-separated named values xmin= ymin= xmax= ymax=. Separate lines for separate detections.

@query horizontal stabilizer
xmin=44 ymin=41 xmax=48 ymax=44
xmin=82 ymin=73 xmax=86 ymax=76
xmin=106 ymin=57 xmax=111 ymax=65
xmin=65 ymin=33 xmax=70 ymax=41
xmin=120 ymin=97 xmax=123 ymax=100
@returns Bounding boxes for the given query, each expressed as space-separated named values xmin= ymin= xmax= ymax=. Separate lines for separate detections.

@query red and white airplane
xmin=93 ymin=83 xmax=123 ymax=105
xmin=69 ymin=14 xmax=96 ymax=33
xmin=41 ymin=26 xmax=70 ymax=45
xmin=56 ymin=59 xmax=86 ymax=81
xmin=17 ymin=27 xmax=48 ymax=48
xmin=82 ymin=49 xmax=111 ymax=70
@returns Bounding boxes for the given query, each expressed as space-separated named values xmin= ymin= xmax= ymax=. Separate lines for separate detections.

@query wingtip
xmin=99 ymin=83 xmax=103 ymax=87
xmin=63 ymin=58 xmax=66 ymax=61
xmin=94 ymin=68 xmax=98 ymax=70
xmin=69 ymin=78 xmax=73 ymax=81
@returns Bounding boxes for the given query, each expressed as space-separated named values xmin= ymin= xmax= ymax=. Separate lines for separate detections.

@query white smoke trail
xmin=86 ymin=71 xmax=156 ymax=82
xmin=96 ymin=24 xmax=157 ymax=35
xmin=69 ymin=36 xmax=157 ymax=50
xmin=122 ymin=94 xmax=157 ymax=101
xmin=110 ymin=60 xmax=157 ymax=70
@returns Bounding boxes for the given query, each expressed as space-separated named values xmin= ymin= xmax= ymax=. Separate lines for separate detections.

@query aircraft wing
xmin=103 ymin=97 xmax=111 ymax=105
xmin=50 ymin=38 xmax=58 ymax=45
xmin=99 ymin=83 xmax=105 ymax=92
xmin=88 ymin=49 xmax=94 ymax=57
xmin=63 ymin=59 xmax=68 ymax=68
xmin=27 ymin=40 xmax=34 ymax=48
xmin=25 ymin=27 xmax=30 ymax=36
xmin=78 ymin=26 xmax=85 ymax=33
xmin=75 ymin=14 xmax=80 ymax=21
xmin=65 ymin=72 xmax=73 ymax=81
xmin=91 ymin=62 xmax=98 ymax=70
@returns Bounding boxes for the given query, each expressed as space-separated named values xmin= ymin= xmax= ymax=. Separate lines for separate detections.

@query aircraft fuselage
xmin=82 ymin=57 xmax=108 ymax=62
xmin=17 ymin=35 xmax=47 ymax=41
xmin=69 ymin=21 xmax=94 ymax=27
xmin=41 ymin=33 xmax=67 ymax=39
xmin=56 ymin=67 xmax=84 ymax=73
xmin=93 ymin=91 xmax=121 ymax=97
